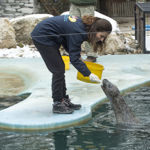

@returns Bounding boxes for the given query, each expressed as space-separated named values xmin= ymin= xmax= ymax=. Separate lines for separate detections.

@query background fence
xmin=112 ymin=1 xmax=135 ymax=17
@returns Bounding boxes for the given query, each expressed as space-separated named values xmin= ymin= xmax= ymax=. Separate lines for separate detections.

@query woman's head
xmin=82 ymin=15 xmax=112 ymax=52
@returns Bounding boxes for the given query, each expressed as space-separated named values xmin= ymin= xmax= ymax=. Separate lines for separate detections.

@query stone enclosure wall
xmin=0 ymin=0 xmax=34 ymax=18
xmin=0 ymin=0 xmax=70 ymax=19
xmin=34 ymin=0 xmax=70 ymax=15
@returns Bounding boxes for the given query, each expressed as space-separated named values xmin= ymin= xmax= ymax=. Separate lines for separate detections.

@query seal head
xmin=101 ymin=79 xmax=141 ymax=125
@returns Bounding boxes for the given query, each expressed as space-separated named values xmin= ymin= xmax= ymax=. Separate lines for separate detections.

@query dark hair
xmin=82 ymin=15 xmax=112 ymax=52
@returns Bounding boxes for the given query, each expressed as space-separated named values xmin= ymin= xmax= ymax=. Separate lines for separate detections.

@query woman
xmin=31 ymin=15 xmax=112 ymax=114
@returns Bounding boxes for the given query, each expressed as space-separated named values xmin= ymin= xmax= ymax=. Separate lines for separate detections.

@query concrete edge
xmin=0 ymin=79 xmax=150 ymax=132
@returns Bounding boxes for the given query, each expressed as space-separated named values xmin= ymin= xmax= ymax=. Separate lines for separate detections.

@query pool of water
xmin=0 ymin=87 xmax=150 ymax=150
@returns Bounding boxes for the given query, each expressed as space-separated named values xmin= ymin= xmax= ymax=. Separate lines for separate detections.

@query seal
xmin=101 ymin=79 xmax=141 ymax=125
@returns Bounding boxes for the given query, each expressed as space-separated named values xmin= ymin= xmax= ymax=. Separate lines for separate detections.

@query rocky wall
xmin=0 ymin=0 xmax=34 ymax=19
xmin=34 ymin=0 xmax=70 ymax=15
xmin=0 ymin=0 xmax=70 ymax=19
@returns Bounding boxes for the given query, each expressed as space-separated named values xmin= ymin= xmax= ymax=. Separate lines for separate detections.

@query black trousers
xmin=33 ymin=40 xmax=67 ymax=102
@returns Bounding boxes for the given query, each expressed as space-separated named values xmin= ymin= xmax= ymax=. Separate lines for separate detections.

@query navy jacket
xmin=31 ymin=15 xmax=91 ymax=77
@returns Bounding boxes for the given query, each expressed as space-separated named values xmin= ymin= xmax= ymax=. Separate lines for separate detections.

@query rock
xmin=81 ymin=42 xmax=85 ymax=52
xmin=129 ymin=43 xmax=139 ymax=50
xmin=114 ymin=52 xmax=126 ymax=55
xmin=117 ymin=33 xmax=126 ymax=43
xmin=10 ymin=15 xmax=52 ymax=45
xmin=61 ymin=50 xmax=69 ymax=56
xmin=134 ymin=48 xmax=143 ymax=54
xmin=17 ymin=43 xmax=24 ymax=48
xmin=0 ymin=18 xmax=16 ymax=49
xmin=98 ymin=34 xmax=126 ymax=55
xmin=123 ymin=33 xmax=132 ymax=37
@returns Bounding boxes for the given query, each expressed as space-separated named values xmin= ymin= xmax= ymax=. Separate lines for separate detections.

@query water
xmin=0 ymin=93 xmax=31 ymax=111
xmin=0 ymin=87 xmax=150 ymax=150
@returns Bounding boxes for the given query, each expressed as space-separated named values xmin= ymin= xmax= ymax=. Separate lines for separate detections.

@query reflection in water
xmin=0 ymin=93 xmax=31 ymax=111
xmin=1 ymin=87 xmax=150 ymax=150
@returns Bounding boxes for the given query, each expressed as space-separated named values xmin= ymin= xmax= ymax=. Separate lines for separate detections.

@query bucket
xmin=62 ymin=56 xmax=70 ymax=70
xmin=77 ymin=61 xmax=104 ymax=84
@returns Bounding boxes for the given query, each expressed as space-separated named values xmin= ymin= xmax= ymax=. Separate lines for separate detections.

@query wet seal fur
xmin=101 ymin=79 xmax=141 ymax=125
